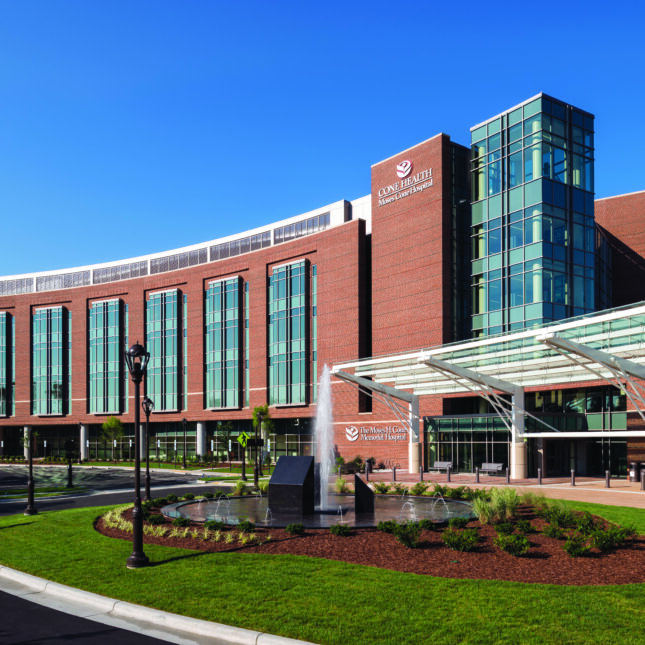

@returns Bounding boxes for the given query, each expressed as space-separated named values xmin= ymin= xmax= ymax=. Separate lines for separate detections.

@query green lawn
xmin=0 ymin=501 xmax=644 ymax=644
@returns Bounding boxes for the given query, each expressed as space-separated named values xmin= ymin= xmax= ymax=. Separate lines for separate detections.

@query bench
xmin=480 ymin=462 xmax=504 ymax=475
xmin=429 ymin=461 xmax=453 ymax=473
xmin=339 ymin=463 xmax=360 ymax=474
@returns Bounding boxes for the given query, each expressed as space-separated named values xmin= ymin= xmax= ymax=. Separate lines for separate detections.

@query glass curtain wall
xmin=32 ymin=306 xmax=69 ymax=415
xmin=311 ymin=264 xmax=317 ymax=402
xmin=89 ymin=299 xmax=122 ymax=414
xmin=146 ymin=290 xmax=180 ymax=411
xmin=269 ymin=260 xmax=308 ymax=405
xmin=0 ymin=312 xmax=12 ymax=416
xmin=471 ymin=94 xmax=595 ymax=336
xmin=205 ymin=277 xmax=242 ymax=409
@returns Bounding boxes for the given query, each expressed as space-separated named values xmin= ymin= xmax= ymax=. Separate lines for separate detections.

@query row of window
xmin=0 ymin=261 xmax=317 ymax=417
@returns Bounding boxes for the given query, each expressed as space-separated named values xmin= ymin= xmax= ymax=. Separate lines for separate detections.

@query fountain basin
xmin=161 ymin=493 xmax=473 ymax=528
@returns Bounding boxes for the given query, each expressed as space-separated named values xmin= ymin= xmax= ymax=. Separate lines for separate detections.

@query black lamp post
xmin=24 ymin=427 xmax=37 ymax=516
xmin=253 ymin=411 xmax=262 ymax=488
xmin=182 ymin=418 xmax=187 ymax=469
xmin=142 ymin=396 xmax=154 ymax=502
xmin=124 ymin=342 xmax=150 ymax=569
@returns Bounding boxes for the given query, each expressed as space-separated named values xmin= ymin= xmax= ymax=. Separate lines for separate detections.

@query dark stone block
xmin=269 ymin=456 xmax=315 ymax=515
xmin=354 ymin=474 xmax=374 ymax=514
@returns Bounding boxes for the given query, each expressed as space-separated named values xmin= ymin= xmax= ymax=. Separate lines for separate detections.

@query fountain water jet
xmin=315 ymin=364 xmax=335 ymax=510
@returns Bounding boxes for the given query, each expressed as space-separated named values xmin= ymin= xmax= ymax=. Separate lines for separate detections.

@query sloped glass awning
xmin=332 ymin=301 xmax=645 ymax=439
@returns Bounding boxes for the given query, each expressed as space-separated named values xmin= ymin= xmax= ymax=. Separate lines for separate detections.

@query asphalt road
xmin=0 ymin=589 xmax=170 ymax=645
xmin=0 ymin=465 xmax=227 ymax=515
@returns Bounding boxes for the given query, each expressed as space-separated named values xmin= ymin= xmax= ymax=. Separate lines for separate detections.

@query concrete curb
xmin=0 ymin=566 xmax=313 ymax=645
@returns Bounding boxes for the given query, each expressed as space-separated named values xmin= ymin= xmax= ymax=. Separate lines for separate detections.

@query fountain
xmin=162 ymin=364 xmax=473 ymax=527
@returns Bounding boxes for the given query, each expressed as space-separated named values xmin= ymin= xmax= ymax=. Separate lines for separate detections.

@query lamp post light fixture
xmin=182 ymin=418 xmax=187 ymax=469
xmin=142 ymin=396 xmax=154 ymax=502
xmin=124 ymin=342 xmax=150 ymax=569
xmin=24 ymin=427 xmax=37 ymax=516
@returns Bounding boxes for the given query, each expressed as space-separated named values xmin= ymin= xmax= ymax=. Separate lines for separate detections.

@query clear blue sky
xmin=1 ymin=0 xmax=644 ymax=276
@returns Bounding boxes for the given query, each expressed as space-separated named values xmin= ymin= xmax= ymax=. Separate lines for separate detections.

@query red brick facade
xmin=595 ymin=190 xmax=645 ymax=306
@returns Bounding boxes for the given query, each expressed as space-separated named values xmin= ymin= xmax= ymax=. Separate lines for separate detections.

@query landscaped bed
xmin=96 ymin=493 xmax=645 ymax=586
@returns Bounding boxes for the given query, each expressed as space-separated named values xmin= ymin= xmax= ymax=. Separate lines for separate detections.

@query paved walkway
xmin=357 ymin=470 xmax=645 ymax=508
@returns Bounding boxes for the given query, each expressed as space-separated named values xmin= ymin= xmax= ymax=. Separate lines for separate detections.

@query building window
xmin=0 ymin=312 xmax=13 ymax=416
xmin=89 ymin=299 xmax=122 ymax=414
xmin=146 ymin=290 xmax=180 ymax=411
xmin=311 ymin=264 xmax=317 ymax=402
xmin=205 ymin=278 xmax=242 ymax=409
xmin=32 ymin=306 xmax=69 ymax=415
xmin=269 ymin=260 xmax=308 ymax=405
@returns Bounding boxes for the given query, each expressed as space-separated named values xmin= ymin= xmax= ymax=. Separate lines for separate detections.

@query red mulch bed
xmin=96 ymin=506 xmax=645 ymax=586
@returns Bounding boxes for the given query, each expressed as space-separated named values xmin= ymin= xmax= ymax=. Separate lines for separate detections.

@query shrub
xmin=575 ymin=511 xmax=598 ymax=535
xmin=335 ymin=477 xmax=351 ymax=494
xmin=441 ymin=528 xmax=480 ymax=552
xmin=377 ymin=519 xmax=398 ymax=534
xmin=183 ymin=493 xmax=195 ymax=501
xmin=448 ymin=517 xmax=469 ymax=529
xmin=152 ymin=497 xmax=168 ymax=507
xmin=432 ymin=484 xmax=449 ymax=497
xmin=172 ymin=517 xmax=190 ymax=527
xmin=444 ymin=486 xmax=467 ymax=499
xmin=233 ymin=481 xmax=248 ymax=497
xmin=563 ymin=532 xmax=590 ymax=558
xmin=330 ymin=523 xmax=352 ymax=537
xmin=494 ymin=522 xmax=515 ymax=535
xmin=409 ymin=482 xmax=428 ymax=497
xmin=203 ymin=492 xmax=214 ymax=499
xmin=204 ymin=519 xmax=225 ymax=531
xmin=539 ymin=502 xmax=576 ymax=528
xmin=258 ymin=481 xmax=269 ymax=494
xmin=590 ymin=524 xmax=636 ymax=551
xmin=237 ymin=520 xmax=255 ymax=533
xmin=418 ymin=519 xmax=436 ymax=531
xmin=494 ymin=533 xmax=530 ymax=556
xmin=392 ymin=521 xmax=423 ymax=548
xmin=542 ymin=524 xmax=565 ymax=539
xmin=285 ymin=523 xmax=305 ymax=535
xmin=392 ymin=483 xmax=409 ymax=496
xmin=146 ymin=514 xmax=165 ymax=525
xmin=490 ymin=487 xmax=520 ymax=521
xmin=373 ymin=482 xmax=390 ymax=494
xmin=166 ymin=494 xmax=178 ymax=503
xmin=515 ymin=519 xmax=537 ymax=534
xmin=461 ymin=486 xmax=487 ymax=501
xmin=472 ymin=497 xmax=496 ymax=525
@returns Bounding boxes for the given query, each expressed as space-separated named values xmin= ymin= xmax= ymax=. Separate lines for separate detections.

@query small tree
xmin=216 ymin=420 xmax=234 ymax=463
xmin=101 ymin=416 xmax=124 ymax=464
xmin=252 ymin=404 xmax=274 ymax=474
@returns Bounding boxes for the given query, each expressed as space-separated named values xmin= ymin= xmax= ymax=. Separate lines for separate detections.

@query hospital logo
xmin=396 ymin=160 xmax=412 ymax=178
xmin=345 ymin=426 xmax=359 ymax=442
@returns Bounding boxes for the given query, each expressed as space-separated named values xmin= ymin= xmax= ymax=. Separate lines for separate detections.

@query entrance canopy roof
xmin=332 ymin=302 xmax=645 ymax=397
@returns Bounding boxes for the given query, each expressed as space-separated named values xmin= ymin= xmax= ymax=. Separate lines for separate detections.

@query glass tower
xmin=470 ymin=94 xmax=595 ymax=336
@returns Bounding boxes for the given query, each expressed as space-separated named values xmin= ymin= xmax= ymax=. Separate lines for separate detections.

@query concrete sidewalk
xmin=0 ymin=566 xmax=313 ymax=645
